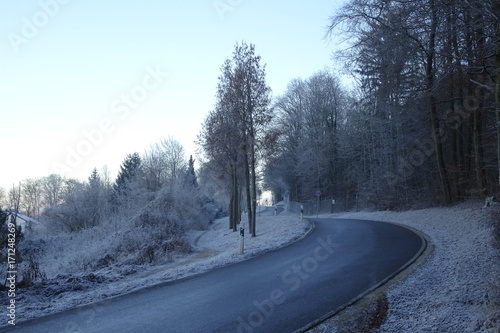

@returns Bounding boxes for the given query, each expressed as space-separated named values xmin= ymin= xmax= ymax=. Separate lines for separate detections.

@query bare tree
xmin=264 ymin=71 xmax=348 ymax=204
xmin=22 ymin=179 xmax=43 ymax=216
xmin=200 ymin=42 xmax=271 ymax=237
xmin=8 ymin=184 xmax=21 ymax=213
xmin=143 ymin=137 xmax=187 ymax=191
xmin=155 ymin=137 xmax=186 ymax=182
xmin=198 ymin=103 xmax=244 ymax=231
xmin=42 ymin=174 xmax=64 ymax=209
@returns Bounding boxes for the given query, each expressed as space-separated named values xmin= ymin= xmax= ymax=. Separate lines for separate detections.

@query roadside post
xmin=300 ymin=205 xmax=304 ymax=221
xmin=239 ymin=220 xmax=244 ymax=255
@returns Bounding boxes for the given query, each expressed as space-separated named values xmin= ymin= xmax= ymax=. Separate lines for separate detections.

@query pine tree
xmin=114 ymin=153 xmax=142 ymax=196
xmin=185 ymin=155 xmax=198 ymax=188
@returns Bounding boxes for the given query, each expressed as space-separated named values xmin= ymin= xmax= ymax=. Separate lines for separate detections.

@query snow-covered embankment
xmin=311 ymin=202 xmax=500 ymax=332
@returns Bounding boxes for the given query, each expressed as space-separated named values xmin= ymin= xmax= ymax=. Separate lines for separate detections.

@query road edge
xmin=294 ymin=219 xmax=431 ymax=333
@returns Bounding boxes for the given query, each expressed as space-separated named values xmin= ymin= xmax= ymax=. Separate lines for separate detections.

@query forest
xmin=201 ymin=0 xmax=499 ymax=213
xmin=263 ymin=0 xmax=500 ymax=210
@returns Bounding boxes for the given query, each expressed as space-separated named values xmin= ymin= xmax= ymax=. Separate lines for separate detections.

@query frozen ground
xmin=3 ymin=203 xmax=499 ymax=332
xmin=0 ymin=208 xmax=309 ymax=327
xmin=310 ymin=201 xmax=500 ymax=332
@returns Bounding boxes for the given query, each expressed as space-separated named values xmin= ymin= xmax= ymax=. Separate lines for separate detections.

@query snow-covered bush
xmin=42 ymin=177 xmax=110 ymax=232
xmin=135 ymin=177 xmax=215 ymax=231
xmin=121 ymin=178 xmax=216 ymax=265
xmin=0 ymin=212 xmax=47 ymax=288
xmin=13 ymin=147 xmax=222 ymax=281
xmin=33 ymin=176 xmax=217 ymax=273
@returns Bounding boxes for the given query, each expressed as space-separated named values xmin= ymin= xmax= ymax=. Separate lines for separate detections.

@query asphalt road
xmin=2 ymin=218 xmax=425 ymax=333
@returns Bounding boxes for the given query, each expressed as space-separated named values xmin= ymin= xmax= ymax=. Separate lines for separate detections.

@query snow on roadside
xmin=1 ymin=210 xmax=310 ymax=327
xmin=312 ymin=202 xmax=500 ymax=332
xmin=5 ymin=203 xmax=499 ymax=331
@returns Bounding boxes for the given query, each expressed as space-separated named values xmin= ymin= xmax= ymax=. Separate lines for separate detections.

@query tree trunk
xmin=243 ymin=143 xmax=253 ymax=236
xmin=427 ymin=0 xmax=452 ymax=204
xmin=230 ymin=159 xmax=239 ymax=231
xmin=452 ymin=21 xmax=467 ymax=199
xmin=250 ymin=134 xmax=257 ymax=237
xmin=448 ymin=5 xmax=465 ymax=200
xmin=495 ymin=1 xmax=500 ymax=190
xmin=497 ymin=45 xmax=500 ymax=190
xmin=429 ymin=96 xmax=452 ymax=204
xmin=229 ymin=173 xmax=234 ymax=230
xmin=471 ymin=8 xmax=487 ymax=194
xmin=473 ymin=104 xmax=486 ymax=193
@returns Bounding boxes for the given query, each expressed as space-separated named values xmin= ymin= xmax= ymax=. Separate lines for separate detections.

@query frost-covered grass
xmin=5 ymin=202 xmax=498 ymax=331
xmin=0 ymin=209 xmax=309 ymax=326
xmin=310 ymin=201 xmax=500 ymax=332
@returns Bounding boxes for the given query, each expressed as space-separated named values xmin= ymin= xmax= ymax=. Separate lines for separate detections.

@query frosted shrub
xmin=18 ymin=156 xmax=221 ymax=277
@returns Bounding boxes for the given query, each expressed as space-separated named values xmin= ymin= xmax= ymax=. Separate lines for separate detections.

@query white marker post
xmin=239 ymin=220 xmax=245 ymax=255
xmin=300 ymin=205 xmax=304 ymax=222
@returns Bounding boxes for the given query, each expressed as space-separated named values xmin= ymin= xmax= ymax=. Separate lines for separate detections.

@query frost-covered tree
xmin=142 ymin=137 xmax=186 ymax=192
xmin=86 ymin=168 xmax=103 ymax=228
xmin=22 ymin=179 xmax=43 ymax=217
xmin=264 ymin=71 xmax=347 ymax=203
xmin=42 ymin=174 xmax=64 ymax=209
xmin=111 ymin=153 xmax=147 ymax=218
xmin=199 ymin=42 xmax=272 ymax=236
xmin=326 ymin=0 xmax=498 ymax=205
xmin=185 ymin=155 xmax=198 ymax=188
xmin=114 ymin=153 xmax=143 ymax=195
xmin=199 ymin=103 xmax=244 ymax=231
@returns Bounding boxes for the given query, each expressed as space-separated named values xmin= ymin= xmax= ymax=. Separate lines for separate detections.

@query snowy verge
xmin=1 ymin=211 xmax=310 ymax=327
xmin=308 ymin=201 xmax=500 ymax=333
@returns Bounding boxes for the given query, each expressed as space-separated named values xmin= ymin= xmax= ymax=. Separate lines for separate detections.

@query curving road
xmin=1 ymin=218 xmax=425 ymax=333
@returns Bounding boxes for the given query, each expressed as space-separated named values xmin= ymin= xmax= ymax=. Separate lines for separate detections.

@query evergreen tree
xmin=114 ymin=153 xmax=142 ymax=196
xmin=86 ymin=168 xmax=103 ymax=228
xmin=185 ymin=155 xmax=198 ymax=188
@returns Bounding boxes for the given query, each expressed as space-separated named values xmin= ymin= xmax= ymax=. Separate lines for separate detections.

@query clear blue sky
xmin=1 ymin=0 xmax=346 ymax=190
